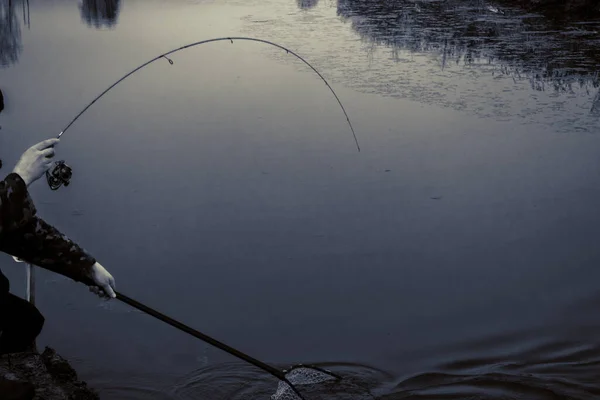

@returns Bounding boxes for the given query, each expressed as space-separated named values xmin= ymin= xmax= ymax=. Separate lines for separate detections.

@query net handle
xmin=116 ymin=291 xmax=342 ymax=400
xmin=114 ymin=290 xmax=287 ymax=379
xmin=82 ymin=280 xmax=342 ymax=399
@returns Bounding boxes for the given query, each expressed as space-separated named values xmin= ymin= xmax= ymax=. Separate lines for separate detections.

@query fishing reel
xmin=46 ymin=160 xmax=72 ymax=190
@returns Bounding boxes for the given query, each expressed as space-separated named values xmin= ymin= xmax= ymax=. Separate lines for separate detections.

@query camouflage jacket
xmin=0 ymin=173 xmax=96 ymax=294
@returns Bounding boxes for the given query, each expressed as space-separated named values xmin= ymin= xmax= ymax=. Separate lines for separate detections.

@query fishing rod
xmin=46 ymin=36 xmax=361 ymax=191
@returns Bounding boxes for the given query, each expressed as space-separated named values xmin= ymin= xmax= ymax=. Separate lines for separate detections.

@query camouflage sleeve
xmin=0 ymin=173 xmax=96 ymax=283
xmin=0 ymin=173 xmax=37 ymax=233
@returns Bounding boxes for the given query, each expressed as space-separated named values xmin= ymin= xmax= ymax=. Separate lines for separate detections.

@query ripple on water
xmin=380 ymin=330 xmax=600 ymax=399
xmin=168 ymin=361 xmax=394 ymax=400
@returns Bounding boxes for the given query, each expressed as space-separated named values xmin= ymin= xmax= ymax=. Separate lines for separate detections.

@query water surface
xmin=1 ymin=0 xmax=600 ymax=399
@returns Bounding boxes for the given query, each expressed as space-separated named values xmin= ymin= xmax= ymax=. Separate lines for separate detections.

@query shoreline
xmin=0 ymin=347 xmax=99 ymax=400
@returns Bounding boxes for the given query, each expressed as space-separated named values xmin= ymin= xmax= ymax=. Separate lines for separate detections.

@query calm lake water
xmin=2 ymin=0 xmax=600 ymax=399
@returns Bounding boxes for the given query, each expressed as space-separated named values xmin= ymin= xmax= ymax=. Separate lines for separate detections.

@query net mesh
xmin=271 ymin=367 xmax=338 ymax=400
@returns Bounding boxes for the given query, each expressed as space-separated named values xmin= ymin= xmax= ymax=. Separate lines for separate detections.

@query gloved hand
xmin=13 ymin=138 xmax=60 ymax=187
xmin=89 ymin=262 xmax=117 ymax=299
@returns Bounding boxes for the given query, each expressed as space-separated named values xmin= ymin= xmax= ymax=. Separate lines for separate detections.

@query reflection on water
xmin=500 ymin=0 xmax=600 ymax=20
xmin=0 ymin=0 xmax=23 ymax=67
xmin=78 ymin=0 xmax=121 ymax=29
xmin=297 ymin=0 xmax=319 ymax=10
xmin=0 ymin=0 xmax=121 ymax=69
xmin=237 ymin=0 xmax=600 ymax=131
xmin=592 ymin=90 xmax=600 ymax=116
xmin=336 ymin=0 xmax=600 ymax=119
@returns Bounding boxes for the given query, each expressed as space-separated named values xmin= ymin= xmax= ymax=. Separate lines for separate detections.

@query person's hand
xmin=89 ymin=262 xmax=116 ymax=299
xmin=12 ymin=138 xmax=60 ymax=187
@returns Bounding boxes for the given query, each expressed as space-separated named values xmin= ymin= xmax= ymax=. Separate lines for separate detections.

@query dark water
xmin=1 ymin=0 xmax=600 ymax=399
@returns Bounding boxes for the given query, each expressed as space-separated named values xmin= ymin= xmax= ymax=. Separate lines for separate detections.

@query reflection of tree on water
xmin=592 ymin=90 xmax=600 ymax=116
xmin=297 ymin=0 xmax=319 ymax=9
xmin=78 ymin=0 xmax=121 ymax=29
xmin=0 ymin=0 xmax=22 ymax=67
xmin=500 ymin=0 xmax=600 ymax=20
xmin=336 ymin=0 xmax=600 ymax=101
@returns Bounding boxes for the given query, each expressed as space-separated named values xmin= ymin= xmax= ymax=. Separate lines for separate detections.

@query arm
xmin=0 ymin=172 xmax=96 ymax=283
xmin=0 ymin=138 xmax=116 ymax=298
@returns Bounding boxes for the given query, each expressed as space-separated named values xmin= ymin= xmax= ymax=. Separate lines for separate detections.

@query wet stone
xmin=0 ymin=346 xmax=99 ymax=400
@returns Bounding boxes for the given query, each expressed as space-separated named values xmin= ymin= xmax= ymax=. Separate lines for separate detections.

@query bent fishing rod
xmin=46 ymin=37 xmax=360 ymax=191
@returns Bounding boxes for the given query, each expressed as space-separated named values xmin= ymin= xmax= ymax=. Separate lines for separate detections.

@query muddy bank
xmin=0 ymin=347 xmax=99 ymax=400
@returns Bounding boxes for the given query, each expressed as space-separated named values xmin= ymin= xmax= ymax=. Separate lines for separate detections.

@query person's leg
xmin=0 ymin=293 xmax=45 ymax=355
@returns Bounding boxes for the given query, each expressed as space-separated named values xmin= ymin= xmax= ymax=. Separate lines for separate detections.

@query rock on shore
xmin=0 ymin=347 xmax=99 ymax=400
